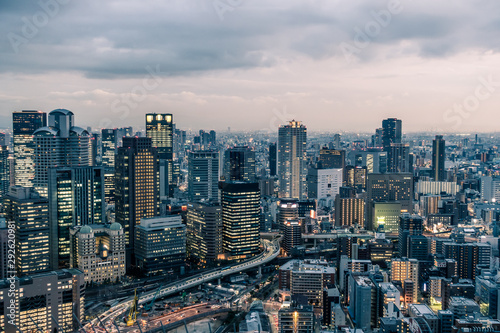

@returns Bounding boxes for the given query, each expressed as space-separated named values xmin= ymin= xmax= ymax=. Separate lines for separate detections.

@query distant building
xmin=135 ymin=216 xmax=186 ymax=276
xmin=188 ymin=151 xmax=219 ymax=202
xmin=282 ymin=219 xmax=302 ymax=254
xmin=224 ymin=146 xmax=256 ymax=182
xmin=307 ymin=167 xmax=343 ymax=201
xmin=278 ymin=121 xmax=307 ymax=199
xmin=391 ymin=258 xmax=418 ymax=305
xmin=432 ymin=135 xmax=446 ymax=181
xmin=70 ymin=223 xmax=125 ymax=284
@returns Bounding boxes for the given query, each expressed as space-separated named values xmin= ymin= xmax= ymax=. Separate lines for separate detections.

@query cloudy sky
xmin=1 ymin=0 xmax=500 ymax=133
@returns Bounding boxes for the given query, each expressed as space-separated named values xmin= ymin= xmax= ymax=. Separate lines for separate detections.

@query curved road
xmin=89 ymin=238 xmax=280 ymax=329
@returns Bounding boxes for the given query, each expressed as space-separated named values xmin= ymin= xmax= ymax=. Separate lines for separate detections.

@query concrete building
xmin=348 ymin=274 xmax=377 ymax=331
xmin=70 ymin=223 xmax=126 ymax=284
xmin=224 ymin=146 xmax=256 ymax=182
xmin=278 ymin=121 xmax=307 ymax=200
xmin=307 ymin=167 xmax=343 ymax=201
xmin=135 ymin=216 xmax=186 ymax=276
xmin=278 ymin=297 xmax=315 ymax=333
xmin=187 ymin=150 xmax=220 ymax=202
xmin=0 ymin=269 xmax=85 ymax=333
xmin=408 ymin=304 xmax=439 ymax=333
xmin=391 ymin=258 xmax=418 ymax=305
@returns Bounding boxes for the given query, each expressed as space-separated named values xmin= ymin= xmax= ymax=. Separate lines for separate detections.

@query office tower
xmin=382 ymin=118 xmax=402 ymax=151
xmin=224 ymin=146 xmax=256 ymax=182
xmin=398 ymin=214 xmax=423 ymax=257
xmin=372 ymin=202 xmax=402 ymax=232
xmin=345 ymin=165 xmax=367 ymax=189
xmin=368 ymin=237 xmax=394 ymax=263
xmin=135 ymin=216 xmax=186 ymax=276
xmin=372 ymin=128 xmax=383 ymax=147
xmin=388 ymin=143 xmax=410 ymax=173
xmin=432 ymin=135 xmax=446 ymax=181
xmin=259 ymin=177 xmax=275 ymax=197
xmin=480 ymin=176 xmax=500 ymax=202
xmin=146 ymin=113 xmax=174 ymax=197
xmin=278 ymin=198 xmax=299 ymax=232
xmin=442 ymin=242 xmax=491 ymax=280
xmin=0 ymin=219 xmax=8 ymax=279
xmin=278 ymin=299 xmax=315 ymax=333
xmin=220 ymin=182 xmax=260 ymax=260
xmin=348 ymin=274 xmax=377 ymax=330
xmin=282 ymin=219 xmax=302 ymax=254
xmin=101 ymin=128 xmax=117 ymax=168
xmin=366 ymin=173 xmax=413 ymax=230
xmin=333 ymin=133 xmax=341 ymax=149
xmin=33 ymin=109 xmax=91 ymax=195
xmin=0 ymin=269 xmax=85 ymax=333
xmin=298 ymin=199 xmax=316 ymax=218
xmin=307 ymin=167 xmax=343 ymax=201
xmin=12 ymin=110 xmax=47 ymax=187
xmin=334 ymin=195 xmax=365 ymax=227
xmin=48 ymin=166 xmax=105 ymax=269
xmin=391 ymin=257 xmax=418 ymax=305
xmin=319 ymin=147 xmax=346 ymax=169
xmin=0 ymin=133 xmax=5 ymax=146
xmin=115 ymin=137 xmax=159 ymax=266
xmin=279 ymin=260 xmax=335 ymax=307
xmin=438 ymin=310 xmax=454 ymax=333
xmin=407 ymin=235 xmax=429 ymax=260
xmin=173 ymin=128 xmax=186 ymax=159
xmin=104 ymin=169 xmax=115 ymax=204
xmin=278 ymin=120 xmax=307 ymax=199
xmin=69 ymin=223 xmax=126 ymax=284
xmin=353 ymin=149 xmax=388 ymax=174
xmin=269 ymin=143 xmax=277 ymax=176
xmin=188 ymin=151 xmax=219 ymax=202
xmin=186 ymin=201 xmax=223 ymax=268
xmin=3 ymin=186 xmax=50 ymax=276
xmin=0 ymin=146 xmax=9 ymax=199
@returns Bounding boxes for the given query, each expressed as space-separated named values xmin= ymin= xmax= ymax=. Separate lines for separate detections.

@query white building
xmin=70 ymin=223 xmax=126 ymax=284
xmin=307 ymin=167 xmax=343 ymax=203
xmin=481 ymin=176 xmax=500 ymax=202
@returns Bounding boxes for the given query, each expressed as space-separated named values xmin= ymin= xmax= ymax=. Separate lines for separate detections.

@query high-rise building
xmin=101 ymin=128 xmax=117 ymax=168
xmin=186 ymin=201 xmax=223 ymax=268
xmin=135 ymin=216 xmax=186 ymax=276
xmin=0 ymin=146 xmax=9 ymax=199
xmin=269 ymin=143 xmax=277 ymax=176
xmin=352 ymin=149 xmax=388 ymax=174
xmin=277 ymin=198 xmax=299 ymax=233
xmin=319 ymin=148 xmax=346 ymax=169
xmin=12 ymin=110 xmax=47 ymax=187
xmin=69 ymin=223 xmax=126 ymax=284
xmin=391 ymin=257 xmax=418 ymax=305
xmin=388 ymin=143 xmax=410 ymax=173
xmin=220 ymin=182 xmax=261 ymax=260
xmin=348 ymin=274 xmax=377 ymax=330
xmin=188 ymin=151 xmax=219 ymax=202
xmin=278 ymin=299 xmax=315 ymax=333
xmin=366 ymin=173 xmax=413 ymax=230
xmin=282 ymin=219 xmax=302 ymax=254
xmin=33 ymin=109 xmax=91 ymax=195
xmin=115 ymin=137 xmax=159 ymax=266
xmin=307 ymin=167 xmax=343 ymax=202
xmin=224 ymin=146 xmax=256 ymax=182
xmin=3 ymin=186 xmax=50 ymax=276
xmin=442 ymin=242 xmax=491 ymax=280
xmin=382 ymin=118 xmax=402 ymax=151
xmin=372 ymin=202 xmax=402 ymax=232
xmin=481 ymin=176 xmax=500 ymax=203
xmin=278 ymin=120 xmax=307 ymax=199
xmin=146 ymin=113 xmax=174 ymax=197
xmin=0 ymin=269 xmax=85 ymax=333
xmin=48 ymin=166 xmax=105 ymax=269
xmin=334 ymin=196 xmax=365 ymax=228
xmin=398 ymin=214 xmax=423 ymax=257
xmin=345 ymin=165 xmax=367 ymax=189
xmin=432 ymin=135 xmax=446 ymax=181
xmin=0 ymin=219 xmax=8 ymax=280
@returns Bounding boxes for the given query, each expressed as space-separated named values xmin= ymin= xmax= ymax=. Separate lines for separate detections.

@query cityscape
xmin=2 ymin=1 xmax=500 ymax=333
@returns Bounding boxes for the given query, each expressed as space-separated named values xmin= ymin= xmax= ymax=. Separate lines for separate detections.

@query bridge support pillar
xmin=257 ymin=266 xmax=262 ymax=279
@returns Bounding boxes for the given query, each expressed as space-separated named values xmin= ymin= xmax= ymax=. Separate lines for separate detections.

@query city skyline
xmin=1 ymin=1 xmax=500 ymax=132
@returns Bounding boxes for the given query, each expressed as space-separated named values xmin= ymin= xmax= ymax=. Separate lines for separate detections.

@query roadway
xmin=88 ymin=238 xmax=280 ymax=330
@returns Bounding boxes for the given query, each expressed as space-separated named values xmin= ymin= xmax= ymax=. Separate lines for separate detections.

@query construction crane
xmin=143 ymin=285 xmax=162 ymax=312
xmin=126 ymin=289 xmax=139 ymax=327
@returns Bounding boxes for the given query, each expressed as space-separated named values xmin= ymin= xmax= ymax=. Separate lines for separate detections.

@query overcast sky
xmin=1 ymin=0 xmax=500 ymax=133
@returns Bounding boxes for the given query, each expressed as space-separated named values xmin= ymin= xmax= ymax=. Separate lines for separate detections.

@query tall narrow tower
xmin=278 ymin=120 xmax=307 ymax=199
xmin=432 ymin=135 xmax=446 ymax=181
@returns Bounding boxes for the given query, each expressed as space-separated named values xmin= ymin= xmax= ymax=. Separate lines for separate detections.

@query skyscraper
xmin=3 ymin=186 xmax=50 ymax=276
xmin=278 ymin=120 xmax=307 ymax=199
xmin=186 ymin=201 xmax=223 ymax=268
xmin=269 ymin=143 xmax=277 ymax=176
xmin=146 ymin=113 xmax=174 ymax=197
xmin=12 ymin=110 xmax=47 ymax=187
xmin=432 ymin=135 xmax=446 ymax=181
xmin=188 ymin=151 xmax=219 ymax=202
xmin=224 ymin=146 xmax=256 ymax=182
xmin=48 ymin=166 xmax=105 ymax=269
xmin=398 ymin=214 xmax=423 ymax=258
xmin=220 ymin=182 xmax=261 ymax=260
xmin=0 ymin=146 xmax=9 ymax=200
xmin=33 ymin=109 xmax=91 ymax=195
xmin=382 ymin=118 xmax=402 ymax=151
xmin=115 ymin=137 xmax=159 ymax=266
xmin=319 ymin=148 xmax=346 ymax=169
xmin=388 ymin=143 xmax=410 ymax=173
xmin=101 ymin=128 xmax=117 ymax=168
xmin=391 ymin=257 xmax=418 ymax=305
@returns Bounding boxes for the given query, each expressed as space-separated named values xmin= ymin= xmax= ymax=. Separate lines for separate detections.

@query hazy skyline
xmin=2 ymin=0 xmax=500 ymax=133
